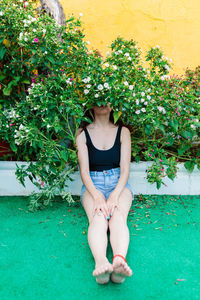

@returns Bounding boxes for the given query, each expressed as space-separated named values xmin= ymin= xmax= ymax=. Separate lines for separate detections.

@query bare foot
xmin=111 ymin=256 xmax=133 ymax=283
xmin=93 ymin=260 xmax=113 ymax=284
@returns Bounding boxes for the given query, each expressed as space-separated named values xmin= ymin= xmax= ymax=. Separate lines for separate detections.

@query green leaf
xmin=0 ymin=74 xmax=6 ymax=81
xmin=178 ymin=144 xmax=191 ymax=156
xmin=113 ymin=110 xmax=122 ymax=124
xmin=135 ymin=155 xmax=140 ymax=163
xmin=60 ymin=150 xmax=68 ymax=162
xmin=182 ymin=131 xmax=193 ymax=140
xmin=144 ymin=124 xmax=152 ymax=135
xmin=158 ymin=124 xmax=165 ymax=135
xmin=0 ymin=46 xmax=6 ymax=60
xmin=3 ymin=86 xmax=12 ymax=96
xmin=166 ymin=136 xmax=174 ymax=146
xmin=47 ymin=56 xmax=55 ymax=64
xmin=10 ymin=141 xmax=17 ymax=152
xmin=169 ymin=119 xmax=178 ymax=132
xmin=21 ymin=79 xmax=31 ymax=84
xmin=184 ymin=161 xmax=195 ymax=173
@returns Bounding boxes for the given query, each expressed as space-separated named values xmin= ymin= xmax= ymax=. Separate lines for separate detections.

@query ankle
xmin=95 ymin=256 xmax=109 ymax=266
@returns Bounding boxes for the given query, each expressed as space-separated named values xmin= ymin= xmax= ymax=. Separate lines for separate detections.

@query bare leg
xmin=109 ymin=188 xmax=133 ymax=283
xmin=82 ymin=190 xmax=113 ymax=284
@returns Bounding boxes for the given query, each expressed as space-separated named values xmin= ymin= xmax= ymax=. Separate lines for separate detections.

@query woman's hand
xmin=93 ymin=190 xmax=110 ymax=220
xmin=106 ymin=191 xmax=119 ymax=216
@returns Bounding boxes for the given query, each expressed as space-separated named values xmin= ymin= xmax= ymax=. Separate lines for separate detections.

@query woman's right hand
xmin=93 ymin=190 xmax=110 ymax=220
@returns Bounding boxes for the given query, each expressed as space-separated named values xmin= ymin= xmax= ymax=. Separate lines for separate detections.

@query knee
xmin=89 ymin=214 xmax=109 ymax=229
xmin=108 ymin=208 xmax=126 ymax=229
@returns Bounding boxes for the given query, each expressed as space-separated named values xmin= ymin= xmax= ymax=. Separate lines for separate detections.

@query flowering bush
xmin=0 ymin=0 xmax=200 ymax=210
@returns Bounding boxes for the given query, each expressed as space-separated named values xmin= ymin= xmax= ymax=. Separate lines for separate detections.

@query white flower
xmin=165 ymin=57 xmax=168 ymax=60
xmin=115 ymin=51 xmax=119 ymax=55
xmin=104 ymin=63 xmax=109 ymax=67
xmin=44 ymin=51 xmax=47 ymax=54
xmin=141 ymin=98 xmax=145 ymax=103
xmin=141 ymin=107 xmax=146 ymax=112
xmin=136 ymin=99 xmax=139 ymax=105
xmin=133 ymin=93 xmax=136 ymax=97
xmin=0 ymin=11 xmax=4 ymax=16
xmin=33 ymin=29 xmax=36 ymax=32
xmin=156 ymin=45 xmax=160 ymax=48
xmin=147 ymin=95 xmax=151 ymax=100
xmin=118 ymin=50 xmax=122 ymax=53
xmin=84 ymin=89 xmax=89 ymax=94
xmin=112 ymin=65 xmax=117 ymax=70
xmin=141 ymin=92 xmax=145 ymax=97
xmin=106 ymin=51 xmax=110 ymax=55
xmin=97 ymin=84 xmax=103 ymax=90
xmin=86 ymin=41 xmax=90 ymax=44
xmin=160 ymin=76 xmax=165 ymax=81
xmin=134 ymin=45 xmax=137 ymax=49
xmin=47 ymin=124 xmax=51 ymax=128
xmin=135 ymin=53 xmax=138 ymax=56
xmin=24 ymin=37 xmax=28 ymax=41
xmin=152 ymin=47 xmax=155 ymax=49
xmin=19 ymin=32 xmax=23 ymax=40
xmin=157 ymin=106 xmax=166 ymax=114
xmin=87 ymin=76 xmax=91 ymax=82
xmin=79 ymin=13 xmax=83 ymax=17
xmin=104 ymin=83 xmax=109 ymax=88
xmin=124 ymin=81 xmax=128 ymax=86
xmin=86 ymin=84 xmax=91 ymax=88
xmin=135 ymin=110 xmax=140 ymax=114
xmin=191 ymin=124 xmax=196 ymax=129
xmin=82 ymin=78 xmax=88 ymax=83
xmin=42 ymin=29 xmax=46 ymax=34
xmin=19 ymin=124 xmax=25 ymax=130
xmin=95 ymin=94 xmax=99 ymax=98
xmin=24 ymin=2 xmax=29 ymax=6
xmin=128 ymin=57 xmax=132 ymax=61
xmin=170 ymin=58 xmax=172 ymax=62
xmin=165 ymin=65 xmax=170 ymax=71
xmin=124 ymin=53 xmax=130 ymax=57
xmin=129 ymin=85 xmax=133 ymax=90
xmin=148 ymin=88 xmax=151 ymax=92
xmin=144 ymin=101 xmax=148 ymax=105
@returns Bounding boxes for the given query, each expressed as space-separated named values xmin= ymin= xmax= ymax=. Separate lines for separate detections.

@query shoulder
xmin=75 ymin=127 xmax=86 ymax=146
xmin=120 ymin=126 xmax=131 ymax=142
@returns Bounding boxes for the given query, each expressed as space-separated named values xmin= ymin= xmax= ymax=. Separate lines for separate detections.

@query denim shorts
xmin=80 ymin=167 xmax=134 ymax=206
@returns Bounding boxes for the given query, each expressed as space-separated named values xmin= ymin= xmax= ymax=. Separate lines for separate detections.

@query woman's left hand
xmin=106 ymin=191 xmax=119 ymax=217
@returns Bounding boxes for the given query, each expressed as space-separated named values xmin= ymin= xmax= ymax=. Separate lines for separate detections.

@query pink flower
xmin=31 ymin=78 xmax=35 ymax=83
xmin=159 ymin=159 xmax=163 ymax=162
xmin=33 ymin=38 xmax=39 ymax=43
xmin=148 ymin=153 xmax=151 ymax=156
xmin=61 ymin=69 xmax=64 ymax=73
xmin=70 ymin=78 xmax=73 ymax=81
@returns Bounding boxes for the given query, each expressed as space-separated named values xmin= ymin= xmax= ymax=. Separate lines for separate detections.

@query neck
xmin=93 ymin=115 xmax=111 ymax=128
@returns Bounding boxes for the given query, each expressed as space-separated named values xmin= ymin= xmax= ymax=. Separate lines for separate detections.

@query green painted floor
xmin=0 ymin=195 xmax=200 ymax=300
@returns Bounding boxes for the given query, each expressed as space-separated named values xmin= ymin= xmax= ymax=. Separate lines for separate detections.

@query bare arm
xmin=75 ymin=128 xmax=100 ymax=199
xmin=112 ymin=126 xmax=131 ymax=197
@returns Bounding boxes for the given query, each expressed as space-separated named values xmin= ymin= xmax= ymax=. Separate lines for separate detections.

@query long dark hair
xmin=78 ymin=108 xmax=132 ymax=132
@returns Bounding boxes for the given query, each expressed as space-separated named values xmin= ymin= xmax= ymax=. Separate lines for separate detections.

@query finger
xmin=102 ymin=207 xmax=109 ymax=220
xmin=104 ymin=205 xmax=110 ymax=217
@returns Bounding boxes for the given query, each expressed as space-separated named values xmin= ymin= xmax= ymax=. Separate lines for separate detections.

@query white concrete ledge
xmin=0 ymin=161 xmax=200 ymax=196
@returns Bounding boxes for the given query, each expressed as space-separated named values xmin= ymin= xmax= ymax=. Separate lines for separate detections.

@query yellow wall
xmin=60 ymin=0 xmax=200 ymax=76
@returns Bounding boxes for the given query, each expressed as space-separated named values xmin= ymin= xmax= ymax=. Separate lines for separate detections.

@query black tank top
xmin=84 ymin=125 xmax=122 ymax=171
